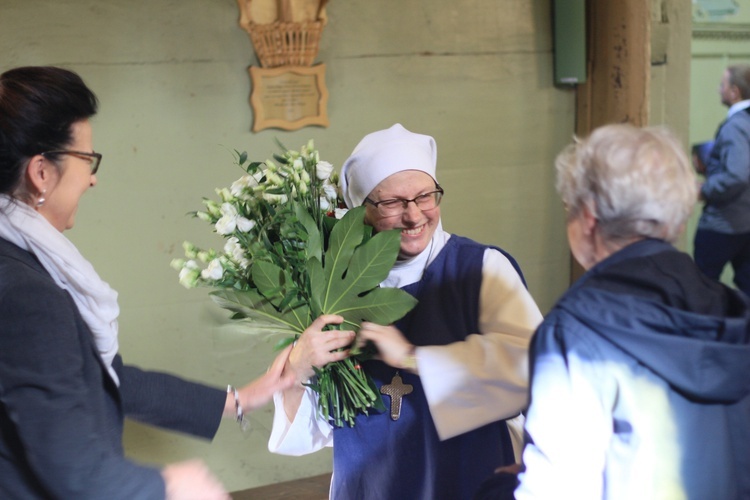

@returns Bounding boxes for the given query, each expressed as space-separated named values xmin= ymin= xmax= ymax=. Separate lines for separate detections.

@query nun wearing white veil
xmin=269 ymin=124 xmax=542 ymax=500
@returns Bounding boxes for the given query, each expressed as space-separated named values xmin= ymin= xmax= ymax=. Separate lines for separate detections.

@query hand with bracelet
xmin=357 ymin=321 xmax=418 ymax=373
xmin=223 ymin=344 xmax=297 ymax=427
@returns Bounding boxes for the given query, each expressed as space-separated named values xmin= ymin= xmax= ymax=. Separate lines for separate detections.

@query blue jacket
xmin=517 ymin=239 xmax=750 ymax=499
xmin=699 ymin=108 xmax=750 ymax=233
xmin=0 ymin=237 xmax=226 ymax=499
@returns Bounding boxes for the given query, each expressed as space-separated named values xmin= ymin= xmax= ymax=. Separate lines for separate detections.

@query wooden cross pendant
xmin=380 ymin=372 xmax=413 ymax=420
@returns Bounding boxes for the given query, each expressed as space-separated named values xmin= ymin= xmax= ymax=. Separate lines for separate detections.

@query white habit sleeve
xmin=268 ymin=387 xmax=333 ymax=456
xmin=418 ymin=248 xmax=542 ymax=441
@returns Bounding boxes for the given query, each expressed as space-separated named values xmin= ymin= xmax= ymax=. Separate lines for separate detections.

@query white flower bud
xmin=182 ymin=241 xmax=199 ymax=259
xmin=204 ymin=200 xmax=222 ymax=218
xmin=267 ymin=172 xmax=284 ymax=186
xmin=170 ymin=258 xmax=186 ymax=270
xmin=216 ymin=188 xmax=232 ymax=202
xmin=262 ymin=193 xmax=288 ymax=204
xmin=178 ymin=260 xmax=201 ymax=288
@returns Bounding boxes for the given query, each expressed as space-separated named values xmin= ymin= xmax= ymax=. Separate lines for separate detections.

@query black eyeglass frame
xmin=41 ymin=150 xmax=102 ymax=175
xmin=364 ymin=185 xmax=445 ymax=216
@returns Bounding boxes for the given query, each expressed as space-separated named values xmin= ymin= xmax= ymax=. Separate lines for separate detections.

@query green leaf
xmin=319 ymin=206 xmax=416 ymax=327
xmin=210 ymin=289 xmax=309 ymax=334
xmin=322 ymin=207 xmax=366 ymax=301
xmin=295 ymin=203 xmax=322 ymax=262
xmin=252 ymin=260 xmax=290 ymax=305
xmin=307 ymin=257 xmax=325 ymax=318
xmin=334 ymin=287 xmax=418 ymax=331
xmin=324 ymin=229 xmax=402 ymax=311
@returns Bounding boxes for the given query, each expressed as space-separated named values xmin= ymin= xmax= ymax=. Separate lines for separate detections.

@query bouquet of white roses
xmin=172 ymin=140 xmax=417 ymax=427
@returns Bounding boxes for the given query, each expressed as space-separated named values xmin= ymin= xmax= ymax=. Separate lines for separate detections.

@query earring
xmin=36 ymin=190 xmax=46 ymax=207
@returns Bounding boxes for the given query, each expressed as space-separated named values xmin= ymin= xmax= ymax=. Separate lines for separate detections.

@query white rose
xmin=220 ymin=203 xmax=238 ymax=217
xmin=322 ymin=182 xmax=338 ymax=201
xmin=215 ymin=214 xmax=237 ymax=235
xmin=315 ymin=161 xmax=334 ymax=181
xmin=237 ymin=217 xmax=256 ymax=233
xmin=232 ymin=247 xmax=245 ymax=262
xmin=201 ymin=259 xmax=224 ymax=280
xmin=223 ymin=237 xmax=243 ymax=260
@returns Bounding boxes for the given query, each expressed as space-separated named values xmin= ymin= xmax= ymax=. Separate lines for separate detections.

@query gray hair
xmin=555 ymin=123 xmax=697 ymax=243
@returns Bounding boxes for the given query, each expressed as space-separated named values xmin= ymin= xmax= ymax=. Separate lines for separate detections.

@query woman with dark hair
xmin=0 ymin=66 xmax=294 ymax=499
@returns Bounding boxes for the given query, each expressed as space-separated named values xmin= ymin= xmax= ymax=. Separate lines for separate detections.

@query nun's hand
xmin=357 ymin=322 xmax=414 ymax=370
xmin=288 ymin=314 xmax=355 ymax=385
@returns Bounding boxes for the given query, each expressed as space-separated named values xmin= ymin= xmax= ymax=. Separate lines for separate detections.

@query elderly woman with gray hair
xmin=515 ymin=124 xmax=750 ymax=499
xmin=268 ymin=124 xmax=543 ymax=499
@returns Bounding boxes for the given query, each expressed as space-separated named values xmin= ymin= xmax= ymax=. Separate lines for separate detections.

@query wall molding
xmin=693 ymin=22 xmax=750 ymax=40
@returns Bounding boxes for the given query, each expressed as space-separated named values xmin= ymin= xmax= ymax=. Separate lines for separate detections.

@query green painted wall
xmin=0 ymin=0 xmax=666 ymax=492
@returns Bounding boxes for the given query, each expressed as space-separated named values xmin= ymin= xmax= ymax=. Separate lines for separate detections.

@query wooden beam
xmin=570 ymin=0 xmax=651 ymax=281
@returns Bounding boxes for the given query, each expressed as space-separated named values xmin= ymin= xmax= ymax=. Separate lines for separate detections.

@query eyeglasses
xmin=41 ymin=150 xmax=102 ymax=174
xmin=364 ymin=186 xmax=444 ymax=217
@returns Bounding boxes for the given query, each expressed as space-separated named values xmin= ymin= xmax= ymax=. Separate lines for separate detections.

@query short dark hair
xmin=727 ymin=64 xmax=750 ymax=100
xmin=0 ymin=66 xmax=98 ymax=196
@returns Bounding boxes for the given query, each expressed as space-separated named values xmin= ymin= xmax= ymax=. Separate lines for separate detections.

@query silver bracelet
xmin=227 ymin=385 xmax=250 ymax=432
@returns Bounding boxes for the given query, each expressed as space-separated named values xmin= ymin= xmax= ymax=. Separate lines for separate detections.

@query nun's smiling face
xmin=364 ymin=170 xmax=441 ymax=259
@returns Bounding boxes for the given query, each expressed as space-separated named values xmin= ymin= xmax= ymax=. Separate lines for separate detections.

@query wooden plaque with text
xmin=249 ymin=64 xmax=329 ymax=132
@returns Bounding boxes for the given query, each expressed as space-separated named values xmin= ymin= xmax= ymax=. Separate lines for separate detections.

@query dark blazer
xmin=0 ymin=236 xmax=226 ymax=499
xmin=699 ymin=107 xmax=750 ymax=233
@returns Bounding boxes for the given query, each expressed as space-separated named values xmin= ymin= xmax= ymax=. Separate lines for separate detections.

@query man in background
xmin=694 ymin=64 xmax=750 ymax=296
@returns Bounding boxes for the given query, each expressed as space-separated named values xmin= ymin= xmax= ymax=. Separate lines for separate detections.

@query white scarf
xmin=0 ymin=195 xmax=120 ymax=385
